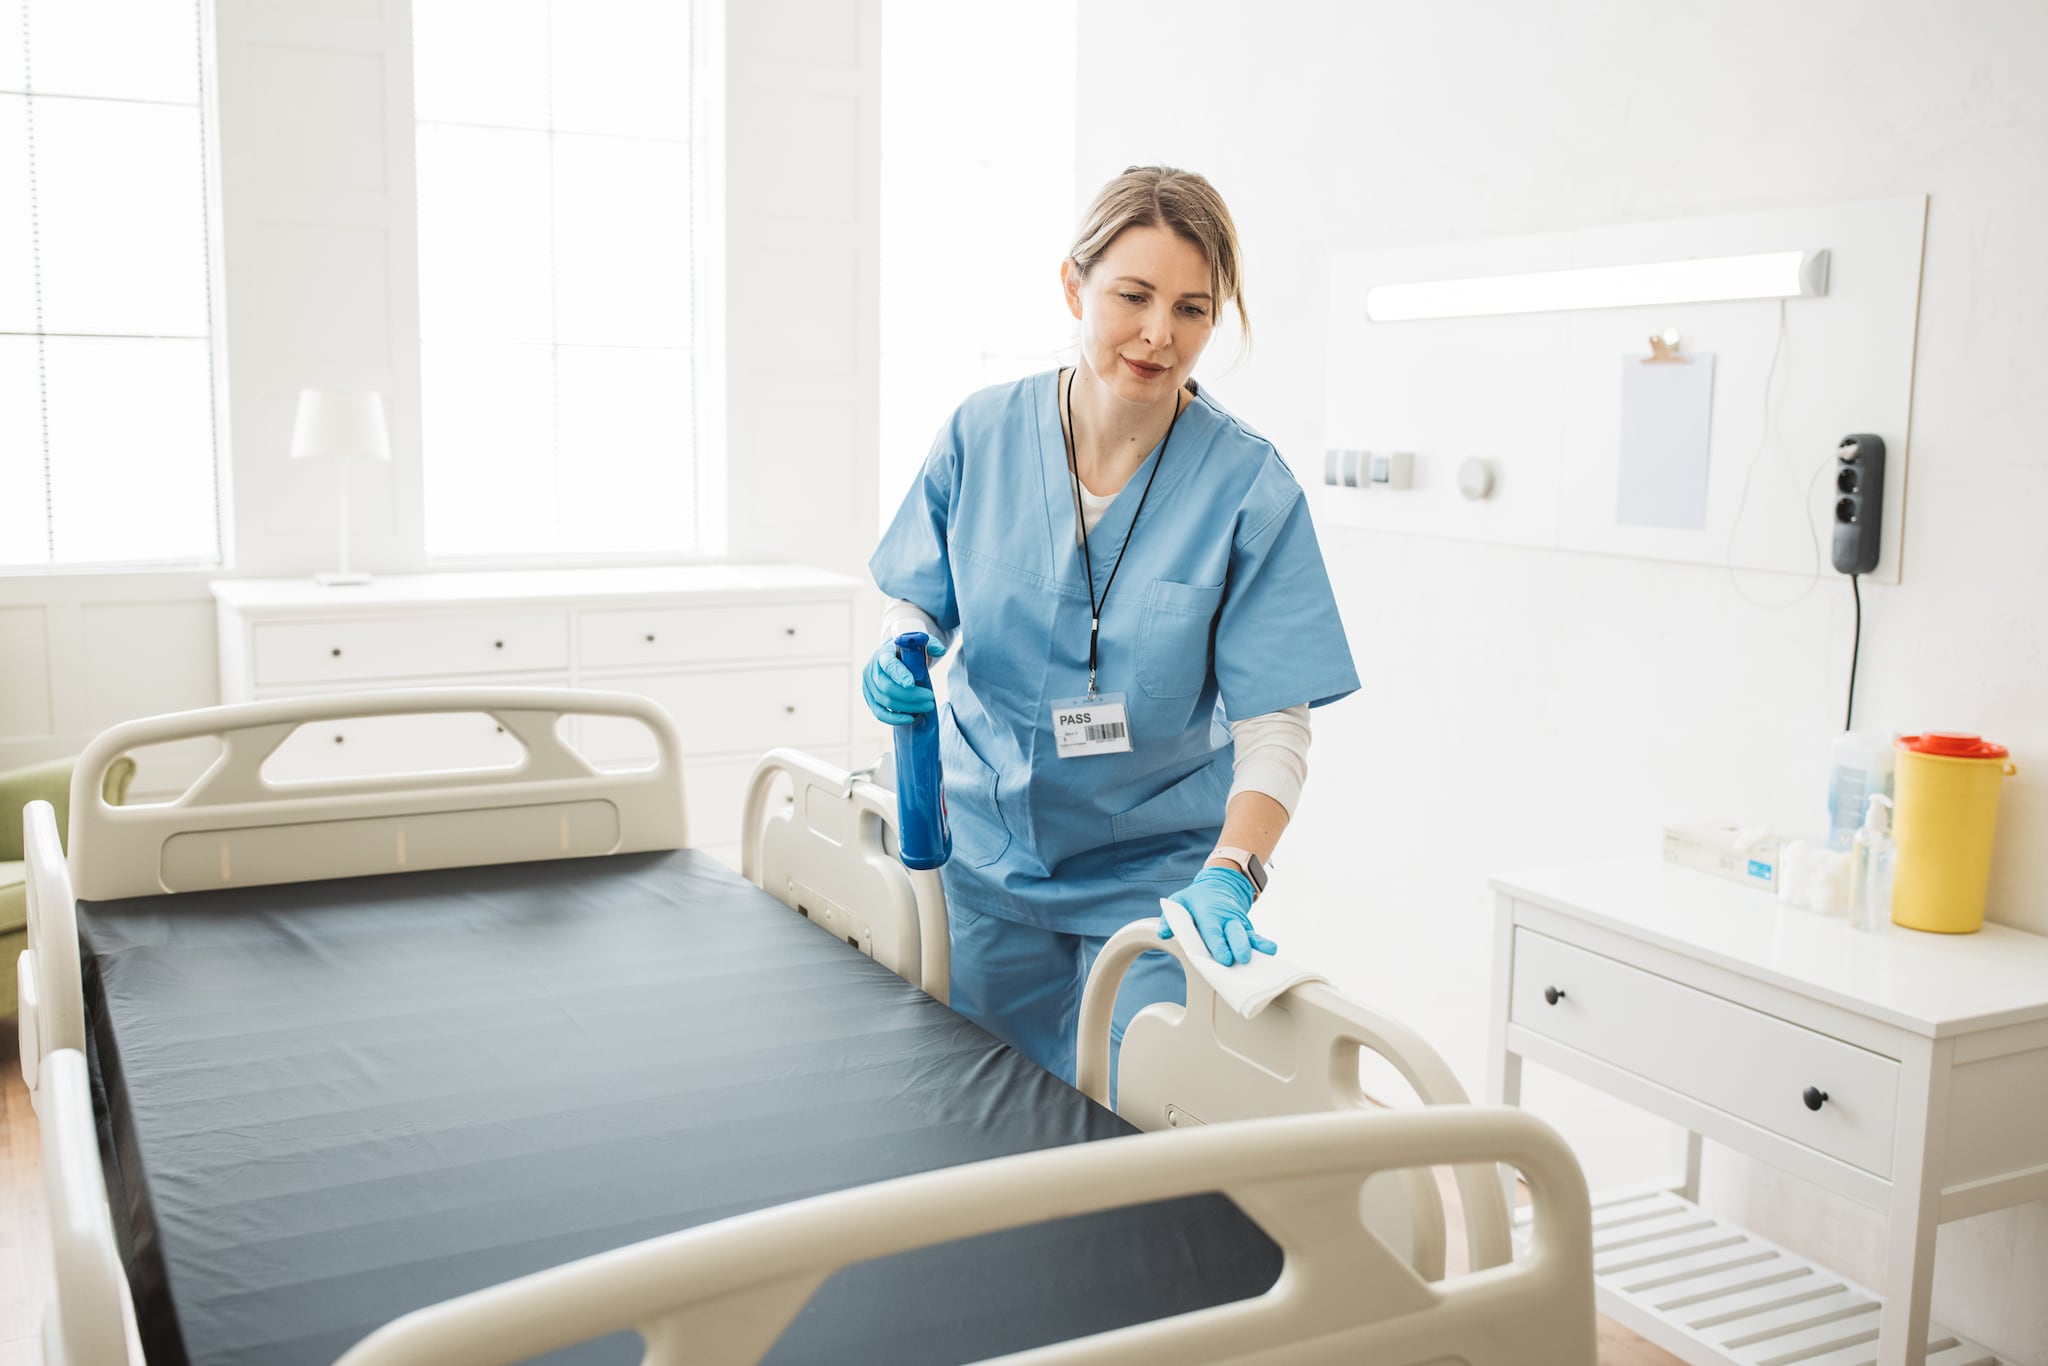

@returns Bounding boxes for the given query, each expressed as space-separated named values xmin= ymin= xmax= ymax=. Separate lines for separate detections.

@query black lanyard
xmin=1060 ymin=366 xmax=1185 ymax=698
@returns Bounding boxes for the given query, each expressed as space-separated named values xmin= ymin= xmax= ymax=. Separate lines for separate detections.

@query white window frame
xmin=0 ymin=0 xmax=234 ymax=586
xmin=0 ymin=0 xmax=725 ymax=607
xmin=408 ymin=0 xmax=727 ymax=571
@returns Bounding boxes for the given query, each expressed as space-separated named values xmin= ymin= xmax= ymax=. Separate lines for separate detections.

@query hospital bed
xmin=17 ymin=688 xmax=1597 ymax=1365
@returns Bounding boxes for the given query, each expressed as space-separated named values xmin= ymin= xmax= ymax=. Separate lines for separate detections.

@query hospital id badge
xmin=1051 ymin=693 xmax=1132 ymax=758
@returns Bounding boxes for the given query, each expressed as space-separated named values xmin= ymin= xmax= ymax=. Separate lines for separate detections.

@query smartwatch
xmin=1208 ymin=845 xmax=1268 ymax=896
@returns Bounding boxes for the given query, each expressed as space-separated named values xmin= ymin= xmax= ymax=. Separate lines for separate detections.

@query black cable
xmin=1844 ymin=573 xmax=1862 ymax=731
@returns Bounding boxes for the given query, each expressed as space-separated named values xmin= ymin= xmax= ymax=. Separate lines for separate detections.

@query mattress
xmin=77 ymin=848 xmax=1281 ymax=1365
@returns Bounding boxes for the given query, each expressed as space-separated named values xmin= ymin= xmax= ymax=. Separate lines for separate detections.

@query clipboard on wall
xmin=1617 ymin=332 xmax=1715 ymax=530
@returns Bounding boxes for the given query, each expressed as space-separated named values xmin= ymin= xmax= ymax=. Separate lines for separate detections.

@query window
xmin=0 ymin=0 xmax=221 ymax=570
xmin=412 ymin=0 xmax=702 ymax=560
xmin=879 ymin=0 xmax=1076 ymax=521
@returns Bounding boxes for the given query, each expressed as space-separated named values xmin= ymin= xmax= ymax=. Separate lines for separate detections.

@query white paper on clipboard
xmin=1617 ymin=354 xmax=1716 ymax=530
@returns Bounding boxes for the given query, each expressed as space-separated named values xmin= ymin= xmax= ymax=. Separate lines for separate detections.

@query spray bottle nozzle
xmin=1861 ymin=792 xmax=1892 ymax=836
xmin=893 ymin=631 xmax=933 ymax=689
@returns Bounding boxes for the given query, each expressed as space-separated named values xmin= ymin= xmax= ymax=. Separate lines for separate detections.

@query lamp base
xmin=312 ymin=571 xmax=374 ymax=587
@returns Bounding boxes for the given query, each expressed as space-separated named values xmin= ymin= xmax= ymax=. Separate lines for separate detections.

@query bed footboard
xmin=741 ymin=747 xmax=948 ymax=1002
xmin=1077 ymin=921 xmax=1520 ymax=1281
xmin=16 ymin=798 xmax=78 ymax=1106
xmin=332 ymin=1105 xmax=1594 ymax=1366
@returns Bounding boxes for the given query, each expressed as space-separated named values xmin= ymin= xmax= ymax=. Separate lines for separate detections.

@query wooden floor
xmin=0 ymin=1018 xmax=1682 ymax=1364
xmin=3 ymin=1024 xmax=50 ymax=1366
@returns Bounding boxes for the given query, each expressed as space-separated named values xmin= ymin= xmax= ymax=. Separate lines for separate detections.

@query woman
xmin=866 ymin=166 xmax=1358 ymax=1085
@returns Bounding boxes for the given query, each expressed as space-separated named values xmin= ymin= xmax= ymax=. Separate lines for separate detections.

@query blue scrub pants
xmin=947 ymin=902 xmax=1187 ymax=1092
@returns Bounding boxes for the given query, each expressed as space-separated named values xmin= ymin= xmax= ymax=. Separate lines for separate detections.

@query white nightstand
xmin=212 ymin=565 xmax=863 ymax=867
xmin=1487 ymin=860 xmax=2048 ymax=1366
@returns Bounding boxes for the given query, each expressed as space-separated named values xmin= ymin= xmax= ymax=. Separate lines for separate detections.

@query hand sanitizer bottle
xmin=1849 ymin=793 xmax=1895 ymax=932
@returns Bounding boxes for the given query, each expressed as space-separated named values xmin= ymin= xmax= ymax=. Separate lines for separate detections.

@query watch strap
xmin=1208 ymin=845 xmax=1267 ymax=894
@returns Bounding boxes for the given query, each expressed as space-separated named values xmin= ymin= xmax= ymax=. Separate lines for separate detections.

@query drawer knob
xmin=330 ymin=647 xmax=342 ymax=657
xmin=645 ymin=633 xmax=656 ymax=642
xmin=785 ymin=705 xmax=796 ymax=714
xmin=1803 ymin=1086 xmax=1829 ymax=1112
xmin=494 ymin=640 xmax=504 ymax=649
xmin=332 ymin=734 xmax=345 ymax=745
xmin=785 ymin=627 xmax=796 ymax=635
xmin=1543 ymin=986 xmax=1566 ymax=1006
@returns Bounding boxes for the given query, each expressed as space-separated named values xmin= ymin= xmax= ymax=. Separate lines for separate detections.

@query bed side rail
xmin=35 ymin=1049 xmax=142 ymax=1366
xmin=17 ymin=798 xmax=79 ymax=1105
xmin=332 ymin=1106 xmax=1595 ymax=1366
xmin=1077 ymin=922 xmax=1517 ymax=1280
xmin=65 ymin=688 xmax=688 ymax=902
xmin=740 ymin=748 xmax=948 ymax=1003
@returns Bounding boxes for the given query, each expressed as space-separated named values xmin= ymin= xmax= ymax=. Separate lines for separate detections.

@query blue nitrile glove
xmin=861 ymin=637 xmax=948 ymax=725
xmin=1162 ymin=865 xmax=1277 ymax=967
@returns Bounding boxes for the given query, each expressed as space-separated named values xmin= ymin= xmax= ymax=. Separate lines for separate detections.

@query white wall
xmin=1079 ymin=2 xmax=2046 ymax=1359
xmin=0 ymin=0 xmax=881 ymax=777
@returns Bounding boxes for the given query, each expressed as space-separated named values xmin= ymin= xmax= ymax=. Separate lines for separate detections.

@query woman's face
xmin=1062 ymin=224 xmax=1217 ymax=407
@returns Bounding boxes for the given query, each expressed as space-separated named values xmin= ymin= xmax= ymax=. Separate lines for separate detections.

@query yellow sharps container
xmin=1891 ymin=733 xmax=2017 ymax=934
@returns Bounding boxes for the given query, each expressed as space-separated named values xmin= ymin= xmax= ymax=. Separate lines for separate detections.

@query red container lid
xmin=1899 ymin=732 xmax=2010 ymax=760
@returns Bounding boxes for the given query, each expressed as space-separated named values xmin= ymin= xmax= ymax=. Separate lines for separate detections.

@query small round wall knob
xmin=330 ymin=647 xmax=342 ymax=657
xmin=645 ymin=633 xmax=655 ymax=642
xmin=784 ymin=705 xmax=796 ymax=714
xmin=785 ymin=627 xmax=796 ymax=635
xmin=1543 ymin=986 xmax=1565 ymax=1006
xmin=332 ymin=734 xmax=344 ymax=745
xmin=1458 ymin=457 xmax=1496 ymax=501
xmin=1803 ymin=1087 xmax=1829 ymax=1111
xmin=493 ymin=640 xmax=504 ymax=649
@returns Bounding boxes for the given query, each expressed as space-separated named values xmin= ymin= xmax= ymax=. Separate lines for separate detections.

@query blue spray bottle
xmin=891 ymin=631 xmax=951 ymax=869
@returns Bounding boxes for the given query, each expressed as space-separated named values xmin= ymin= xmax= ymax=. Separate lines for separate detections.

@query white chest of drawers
xmin=212 ymin=566 xmax=863 ymax=867
xmin=1488 ymin=861 xmax=2048 ymax=1366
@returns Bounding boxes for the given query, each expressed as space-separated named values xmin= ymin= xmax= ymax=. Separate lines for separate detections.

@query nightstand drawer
xmin=253 ymin=612 xmax=571 ymax=686
xmin=1511 ymin=929 xmax=1901 ymax=1176
xmin=580 ymin=601 xmax=852 ymax=670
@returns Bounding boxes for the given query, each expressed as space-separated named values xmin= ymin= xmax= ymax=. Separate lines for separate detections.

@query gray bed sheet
xmin=77 ymin=847 xmax=1281 ymax=1365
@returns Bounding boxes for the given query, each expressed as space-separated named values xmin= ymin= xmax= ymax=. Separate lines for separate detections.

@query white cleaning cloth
xmin=1158 ymin=898 xmax=1328 ymax=1018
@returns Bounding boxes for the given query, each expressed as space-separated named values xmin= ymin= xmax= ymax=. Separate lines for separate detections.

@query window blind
xmin=0 ymin=0 xmax=221 ymax=570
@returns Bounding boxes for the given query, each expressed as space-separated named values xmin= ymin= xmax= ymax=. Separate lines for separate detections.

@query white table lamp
xmin=290 ymin=389 xmax=391 ymax=586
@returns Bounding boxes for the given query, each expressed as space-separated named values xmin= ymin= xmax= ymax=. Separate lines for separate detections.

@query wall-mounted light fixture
xmin=1364 ymin=248 xmax=1829 ymax=322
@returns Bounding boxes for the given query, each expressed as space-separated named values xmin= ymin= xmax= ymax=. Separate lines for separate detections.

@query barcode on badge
xmin=1084 ymin=721 xmax=1127 ymax=743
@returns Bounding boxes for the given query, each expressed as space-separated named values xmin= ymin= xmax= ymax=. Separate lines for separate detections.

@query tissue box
xmin=1662 ymin=822 xmax=1784 ymax=891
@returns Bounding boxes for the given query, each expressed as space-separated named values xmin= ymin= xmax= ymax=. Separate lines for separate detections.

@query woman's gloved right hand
xmin=862 ymin=638 xmax=948 ymax=725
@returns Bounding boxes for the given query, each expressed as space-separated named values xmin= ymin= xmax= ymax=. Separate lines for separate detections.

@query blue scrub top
xmin=871 ymin=370 xmax=1359 ymax=935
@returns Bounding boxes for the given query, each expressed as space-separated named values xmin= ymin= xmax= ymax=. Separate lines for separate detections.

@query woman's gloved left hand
xmin=1161 ymin=864 xmax=1277 ymax=966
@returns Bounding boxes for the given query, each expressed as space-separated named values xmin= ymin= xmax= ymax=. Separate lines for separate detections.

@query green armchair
xmin=3 ymin=755 xmax=135 ymax=1018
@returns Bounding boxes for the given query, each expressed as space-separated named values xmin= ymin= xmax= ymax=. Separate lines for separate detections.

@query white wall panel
xmin=724 ymin=0 xmax=880 ymax=576
xmin=240 ymin=222 xmax=394 ymax=370
xmin=740 ymin=396 xmax=858 ymax=566
xmin=240 ymin=44 xmax=387 ymax=193
xmin=0 ymin=607 xmax=51 ymax=736
xmin=80 ymin=603 xmax=219 ymax=730
xmin=730 ymin=0 xmax=859 ymax=68
xmin=730 ymin=90 xmax=860 ymax=224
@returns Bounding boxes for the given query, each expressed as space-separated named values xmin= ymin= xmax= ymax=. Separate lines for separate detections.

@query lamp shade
xmin=289 ymin=389 xmax=392 ymax=462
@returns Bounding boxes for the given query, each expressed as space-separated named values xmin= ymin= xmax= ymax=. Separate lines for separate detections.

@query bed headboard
xmin=65 ymin=688 xmax=689 ymax=902
xmin=741 ymin=748 xmax=949 ymax=1005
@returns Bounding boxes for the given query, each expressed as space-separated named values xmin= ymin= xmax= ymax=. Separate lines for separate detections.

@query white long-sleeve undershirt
xmin=879 ymin=600 xmax=1313 ymax=815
